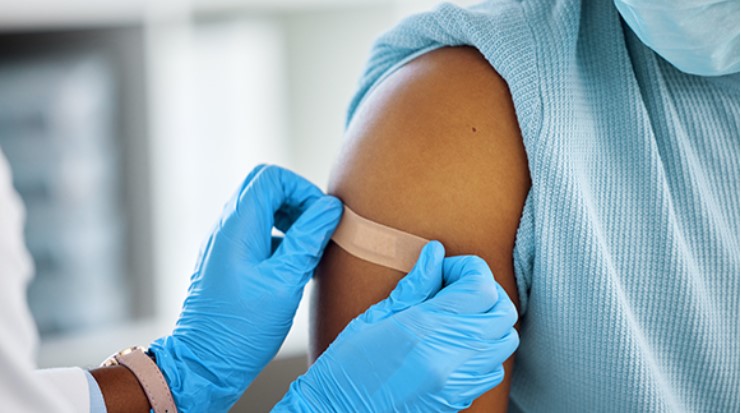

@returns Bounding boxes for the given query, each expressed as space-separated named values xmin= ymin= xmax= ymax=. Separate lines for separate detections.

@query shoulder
xmin=347 ymin=46 xmax=518 ymax=143
xmin=331 ymin=46 xmax=530 ymax=256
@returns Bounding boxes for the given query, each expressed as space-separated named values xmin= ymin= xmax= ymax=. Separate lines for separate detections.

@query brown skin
xmin=309 ymin=46 xmax=531 ymax=411
xmin=90 ymin=366 xmax=151 ymax=413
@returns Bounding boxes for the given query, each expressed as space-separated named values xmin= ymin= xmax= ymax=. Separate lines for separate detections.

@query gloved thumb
xmin=270 ymin=195 xmax=343 ymax=283
xmin=360 ymin=241 xmax=445 ymax=324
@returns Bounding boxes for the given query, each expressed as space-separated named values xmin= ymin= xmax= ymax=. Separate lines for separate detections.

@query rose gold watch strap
xmin=116 ymin=350 xmax=178 ymax=413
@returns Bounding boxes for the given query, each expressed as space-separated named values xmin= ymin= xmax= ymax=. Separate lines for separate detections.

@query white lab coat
xmin=0 ymin=150 xmax=92 ymax=412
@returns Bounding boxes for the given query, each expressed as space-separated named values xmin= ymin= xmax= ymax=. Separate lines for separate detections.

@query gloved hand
xmin=149 ymin=164 xmax=343 ymax=413
xmin=274 ymin=241 xmax=520 ymax=413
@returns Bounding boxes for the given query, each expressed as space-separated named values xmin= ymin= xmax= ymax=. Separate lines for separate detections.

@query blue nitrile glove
xmin=274 ymin=241 xmax=520 ymax=413
xmin=149 ymin=164 xmax=343 ymax=413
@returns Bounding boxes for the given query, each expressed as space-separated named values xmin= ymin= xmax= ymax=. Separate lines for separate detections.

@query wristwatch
xmin=101 ymin=346 xmax=178 ymax=413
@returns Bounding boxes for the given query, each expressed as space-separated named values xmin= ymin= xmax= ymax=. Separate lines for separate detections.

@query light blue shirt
xmin=347 ymin=1 xmax=739 ymax=411
xmin=85 ymin=370 xmax=107 ymax=413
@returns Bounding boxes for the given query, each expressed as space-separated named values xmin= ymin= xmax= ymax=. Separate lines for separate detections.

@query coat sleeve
xmin=0 ymin=149 xmax=92 ymax=412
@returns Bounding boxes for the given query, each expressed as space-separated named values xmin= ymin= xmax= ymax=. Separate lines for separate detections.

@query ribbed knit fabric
xmin=346 ymin=1 xmax=740 ymax=412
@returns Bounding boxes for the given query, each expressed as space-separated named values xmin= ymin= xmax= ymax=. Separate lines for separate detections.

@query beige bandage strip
xmin=331 ymin=206 xmax=430 ymax=273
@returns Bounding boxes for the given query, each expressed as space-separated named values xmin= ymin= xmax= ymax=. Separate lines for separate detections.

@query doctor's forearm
xmin=90 ymin=366 xmax=150 ymax=413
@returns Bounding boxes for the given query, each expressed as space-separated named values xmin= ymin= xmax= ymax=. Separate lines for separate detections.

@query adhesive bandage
xmin=331 ymin=206 xmax=430 ymax=273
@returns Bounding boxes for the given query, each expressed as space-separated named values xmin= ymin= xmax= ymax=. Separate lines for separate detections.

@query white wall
xmin=146 ymin=16 xmax=291 ymax=326
xmin=37 ymin=3 xmax=399 ymax=367
xmin=146 ymin=6 xmax=399 ymax=357
xmin=282 ymin=4 xmax=396 ymax=185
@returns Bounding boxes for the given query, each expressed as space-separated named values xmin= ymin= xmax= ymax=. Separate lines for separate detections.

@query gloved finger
xmin=244 ymin=163 xmax=271 ymax=185
xmin=463 ymin=282 xmax=518 ymax=338
xmin=435 ymin=362 xmax=506 ymax=411
xmin=242 ymin=165 xmax=325 ymax=224
xmin=425 ymin=299 xmax=517 ymax=343
xmin=270 ymin=195 xmax=344 ymax=284
xmin=454 ymin=364 xmax=506 ymax=402
xmin=359 ymin=241 xmax=445 ymax=324
xmin=479 ymin=329 xmax=519 ymax=368
xmin=476 ymin=291 xmax=519 ymax=340
xmin=443 ymin=328 xmax=518 ymax=379
xmin=190 ymin=231 xmax=216 ymax=282
xmin=197 ymin=164 xmax=270 ymax=264
xmin=489 ymin=282 xmax=518 ymax=326
xmin=222 ymin=165 xmax=325 ymax=262
xmin=426 ymin=255 xmax=499 ymax=314
xmin=434 ymin=283 xmax=517 ymax=340
xmin=218 ymin=163 xmax=271 ymax=226
xmin=441 ymin=255 xmax=494 ymax=287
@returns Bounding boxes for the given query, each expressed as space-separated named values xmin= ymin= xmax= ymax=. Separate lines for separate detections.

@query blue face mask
xmin=614 ymin=0 xmax=740 ymax=77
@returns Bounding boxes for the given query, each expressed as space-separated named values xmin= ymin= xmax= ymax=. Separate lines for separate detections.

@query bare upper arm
xmin=310 ymin=46 xmax=530 ymax=412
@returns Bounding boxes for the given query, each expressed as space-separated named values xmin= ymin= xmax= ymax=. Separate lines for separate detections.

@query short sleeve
xmin=512 ymin=189 xmax=534 ymax=315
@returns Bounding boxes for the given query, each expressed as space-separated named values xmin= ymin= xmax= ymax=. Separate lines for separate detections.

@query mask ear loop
xmin=331 ymin=206 xmax=430 ymax=273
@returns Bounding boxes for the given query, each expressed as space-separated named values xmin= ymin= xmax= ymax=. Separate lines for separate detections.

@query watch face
xmin=101 ymin=346 xmax=145 ymax=367
xmin=120 ymin=346 xmax=145 ymax=357
xmin=100 ymin=355 xmax=120 ymax=367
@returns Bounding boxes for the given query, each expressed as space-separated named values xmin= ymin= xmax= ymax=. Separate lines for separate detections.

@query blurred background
xmin=0 ymin=0 xmax=472 ymax=410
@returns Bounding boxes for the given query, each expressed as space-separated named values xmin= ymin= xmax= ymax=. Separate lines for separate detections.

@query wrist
xmin=98 ymin=346 xmax=178 ymax=413
xmin=149 ymin=335 xmax=241 ymax=413
xmin=90 ymin=365 xmax=151 ymax=413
